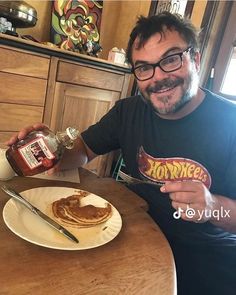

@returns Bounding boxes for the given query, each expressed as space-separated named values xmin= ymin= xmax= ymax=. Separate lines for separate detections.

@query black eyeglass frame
xmin=132 ymin=46 xmax=192 ymax=81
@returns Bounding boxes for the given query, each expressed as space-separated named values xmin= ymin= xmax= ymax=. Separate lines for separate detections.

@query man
xmin=8 ymin=12 xmax=236 ymax=294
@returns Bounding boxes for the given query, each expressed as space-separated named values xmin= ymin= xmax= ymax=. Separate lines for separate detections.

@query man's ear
xmin=194 ymin=51 xmax=201 ymax=72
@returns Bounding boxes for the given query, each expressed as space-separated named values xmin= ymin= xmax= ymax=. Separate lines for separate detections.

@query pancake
xmin=51 ymin=191 xmax=112 ymax=227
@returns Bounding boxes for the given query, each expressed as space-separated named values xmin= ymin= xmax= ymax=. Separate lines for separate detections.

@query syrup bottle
xmin=6 ymin=127 xmax=79 ymax=177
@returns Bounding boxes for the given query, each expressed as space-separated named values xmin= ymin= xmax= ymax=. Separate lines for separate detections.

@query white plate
xmin=3 ymin=187 xmax=122 ymax=250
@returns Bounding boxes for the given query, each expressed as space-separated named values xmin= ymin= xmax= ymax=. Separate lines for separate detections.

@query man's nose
xmin=152 ymin=66 xmax=169 ymax=81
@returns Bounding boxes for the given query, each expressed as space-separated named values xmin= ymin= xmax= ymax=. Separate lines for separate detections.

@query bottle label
xmin=18 ymin=137 xmax=55 ymax=170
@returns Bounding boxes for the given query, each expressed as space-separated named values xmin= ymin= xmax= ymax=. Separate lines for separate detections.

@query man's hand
xmin=5 ymin=123 xmax=97 ymax=177
xmin=5 ymin=123 xmax=58 ymax=174
xmin=46 ymin=160 xmax=64 ymax=175
xmin=6 ymin=123 xmax=48 ymax=146
xmin=160 ymin=181 xmax=218 ymax=223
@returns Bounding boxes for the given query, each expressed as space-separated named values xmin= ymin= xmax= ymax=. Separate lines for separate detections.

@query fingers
xmin=161 ymin=180 xmax=204 ymax=204
xmin=6 ymin=134 xmax=19 ymax=146
xmin=171 ymin=201 xmax=189 ymax=212
xmin=5 ymin=123 xmax=49 ymax=146
xmin=161 ymin=180 xmax=200 ymax=193
xmin=169 ymin=191 xmax=196 ymax=204
xmin=32 ymin=123 xmax=49 ymax=130
xmin=46 ymin=162 xmax=61 ymax=175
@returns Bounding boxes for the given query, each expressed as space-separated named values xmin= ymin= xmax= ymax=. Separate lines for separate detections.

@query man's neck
xmin=157 ymin=88 xmax=205 ymax=120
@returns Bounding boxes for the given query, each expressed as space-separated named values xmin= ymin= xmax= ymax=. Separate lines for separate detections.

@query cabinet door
xmin=50 ymin=82 xmax=120 ymax=176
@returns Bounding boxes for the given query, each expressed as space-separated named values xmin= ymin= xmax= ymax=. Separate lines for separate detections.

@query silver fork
xmin=118 ymin=170 xmax=164 ymax=187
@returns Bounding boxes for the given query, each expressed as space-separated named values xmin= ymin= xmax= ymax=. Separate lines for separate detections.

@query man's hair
xmin=126 ymin=11 xmax=199 ymax=66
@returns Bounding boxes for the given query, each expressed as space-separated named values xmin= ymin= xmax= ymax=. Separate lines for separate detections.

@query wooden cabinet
xmin=0 ymin=35 xmax=131 ymax=176
xmin=47 ymin=59 xmax=130 ymax=176
xmin=0 ymin=45 xmax=50 ymax=142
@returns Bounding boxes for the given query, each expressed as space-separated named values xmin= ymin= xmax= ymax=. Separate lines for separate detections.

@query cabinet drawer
xmin=0 ymin=103 xmax=43 ymax=131
xmin=0 ymin=72 xmax=47 ymax=106
xmin=0 ymin=46 xmax=50 ymax=79
xmin=57 ymin=61 xmax=125 ymax=91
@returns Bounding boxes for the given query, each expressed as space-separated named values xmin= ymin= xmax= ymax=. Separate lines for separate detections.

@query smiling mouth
xmin=147 ymin=78 xmax=184 ymax=96
xmin=153 ymin=85 xmax=177 ymax=94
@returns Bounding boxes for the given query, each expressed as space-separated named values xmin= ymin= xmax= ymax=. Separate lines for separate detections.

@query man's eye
xmin=161 ymin=55 xmax=179 ymax=66
xmin=137 ymin=65 xmax=152 ymax=72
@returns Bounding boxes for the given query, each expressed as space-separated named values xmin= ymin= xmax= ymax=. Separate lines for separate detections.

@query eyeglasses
xmin=132 ymin=47 xmax=192 ymax=81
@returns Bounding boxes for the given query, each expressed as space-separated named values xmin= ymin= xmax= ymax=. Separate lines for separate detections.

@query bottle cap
xmin=66 ymin=127 xmax=79 ymax=140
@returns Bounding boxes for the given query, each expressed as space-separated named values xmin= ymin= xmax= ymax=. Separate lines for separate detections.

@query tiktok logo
xmin=173 ymin=206 xmax=196 ymax=219
xmin=173 ymin=207 xmax=184 ymax=219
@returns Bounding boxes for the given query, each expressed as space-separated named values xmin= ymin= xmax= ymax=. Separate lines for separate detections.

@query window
xmin=221 ymin=46 xmax=236 ymax=96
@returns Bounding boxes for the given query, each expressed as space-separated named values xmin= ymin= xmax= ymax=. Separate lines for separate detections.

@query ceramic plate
xmin=3 ymin=187 xmax=122 ymax=250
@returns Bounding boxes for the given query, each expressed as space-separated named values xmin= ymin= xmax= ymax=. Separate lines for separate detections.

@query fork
xmin=118 ymin=170 xmax=164 ymax=187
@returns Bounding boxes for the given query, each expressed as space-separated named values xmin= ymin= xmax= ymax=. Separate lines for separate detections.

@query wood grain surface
xmin=0 ymin=168 xmax=176 ymax=295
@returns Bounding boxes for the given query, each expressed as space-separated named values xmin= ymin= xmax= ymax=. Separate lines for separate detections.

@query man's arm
xmin=57 ymin=136 xmax=97 ymax=170
xmin=6 ymin=123 xmax=98 ymax=171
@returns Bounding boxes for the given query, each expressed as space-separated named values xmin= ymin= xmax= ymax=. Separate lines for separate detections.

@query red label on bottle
xmin=18 ymin=137 xmax=55 ymax=170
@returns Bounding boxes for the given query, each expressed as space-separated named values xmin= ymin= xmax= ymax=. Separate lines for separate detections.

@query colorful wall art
xmin=51 ymin=0 xmax=103 ymax=54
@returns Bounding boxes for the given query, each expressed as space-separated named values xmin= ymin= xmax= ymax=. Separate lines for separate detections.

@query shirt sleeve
xmin=81 ymin=101 xmax=122 ymax=155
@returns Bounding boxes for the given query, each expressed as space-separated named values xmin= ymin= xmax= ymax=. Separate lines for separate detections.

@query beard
xmin=140 ymin=69 xmax=199 ymax=115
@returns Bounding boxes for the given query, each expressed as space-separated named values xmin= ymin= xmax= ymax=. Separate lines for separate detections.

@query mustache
xmin=147 ymin=78 xmax=184 ymax=94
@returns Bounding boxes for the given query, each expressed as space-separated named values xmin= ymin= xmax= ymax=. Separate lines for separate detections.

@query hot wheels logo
xmin=138 ymin=147 xmax=211 ymax=189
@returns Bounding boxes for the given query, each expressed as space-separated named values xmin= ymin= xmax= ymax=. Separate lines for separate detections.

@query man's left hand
xmin=160 ymin=181 xmax=218 ymax=223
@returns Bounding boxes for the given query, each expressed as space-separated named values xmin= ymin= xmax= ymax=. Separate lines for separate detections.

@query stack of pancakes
xmin=52 ymin=190 xmax=112 ymax=227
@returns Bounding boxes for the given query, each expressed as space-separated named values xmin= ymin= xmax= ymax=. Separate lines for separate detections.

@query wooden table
xmin=0 ymin=168 xmax=176 ymax=295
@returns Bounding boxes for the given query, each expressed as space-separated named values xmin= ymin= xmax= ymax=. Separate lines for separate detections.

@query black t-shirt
xmin=82 ymin=89 xmax=236 ymax=293
xmin=82 ymin=89 xmax=236 ymax=245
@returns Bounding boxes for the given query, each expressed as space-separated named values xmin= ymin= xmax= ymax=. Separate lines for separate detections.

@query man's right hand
xmin=6 ymin=123 xmax=49 ymax=146
xmin=6 ymin=123 xmax=97 ymax=172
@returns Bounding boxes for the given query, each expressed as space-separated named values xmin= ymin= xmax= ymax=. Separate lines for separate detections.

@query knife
xmin=1 ymin=185 xmax=79 ymax=244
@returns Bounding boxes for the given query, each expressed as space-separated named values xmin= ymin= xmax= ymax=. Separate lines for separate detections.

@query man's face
xmin=132 ymin=29 xmax=200 ymax=115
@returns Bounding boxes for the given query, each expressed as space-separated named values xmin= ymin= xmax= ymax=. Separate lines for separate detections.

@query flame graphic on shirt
xmin=138 ymin=147 xmax=211 ymax=189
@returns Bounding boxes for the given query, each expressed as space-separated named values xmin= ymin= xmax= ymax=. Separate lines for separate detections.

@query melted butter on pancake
xmin=51 ymin=191 xmax=112 ymax=227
